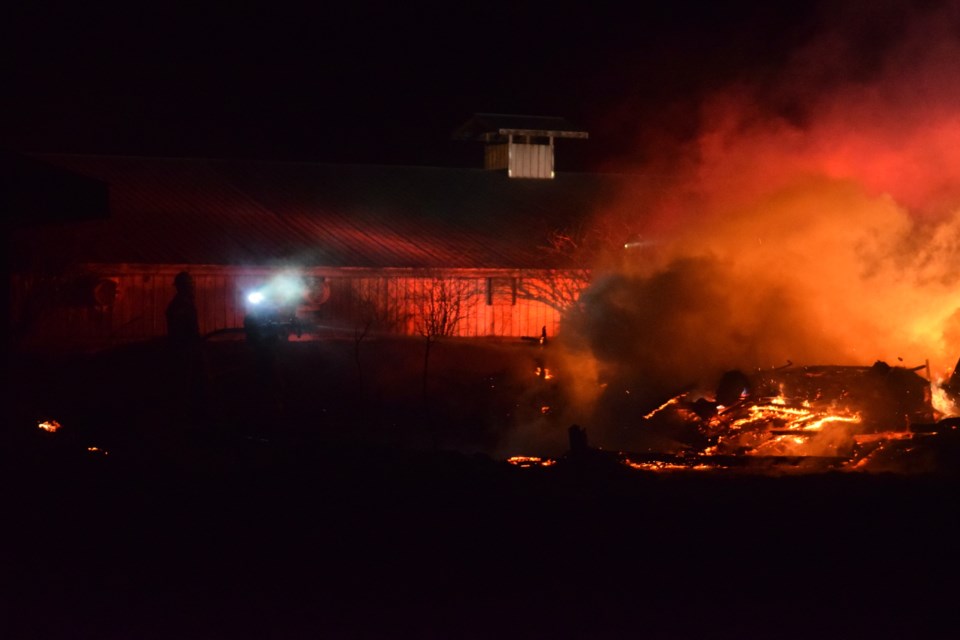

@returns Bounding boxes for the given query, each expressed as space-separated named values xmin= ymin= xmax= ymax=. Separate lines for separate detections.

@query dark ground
xmin=3 ymin=338 xmax=959 ymax=639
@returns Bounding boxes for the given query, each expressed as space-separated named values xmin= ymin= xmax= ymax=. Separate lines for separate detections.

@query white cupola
xmin=454 ymin=113 xmax=588 ymax=179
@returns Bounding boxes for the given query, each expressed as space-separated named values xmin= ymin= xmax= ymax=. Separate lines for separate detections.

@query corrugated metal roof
xmin=2 ymin=151 xmax=109 ymax=227
xmin=453 ymin=114 xmax=588 ymax=140
xmin=13 ymin=155 xmax=628 ymax=270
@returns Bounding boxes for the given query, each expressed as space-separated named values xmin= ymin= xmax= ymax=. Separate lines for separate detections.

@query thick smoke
xmin=553 ymin=1 xmax=960 ymax=446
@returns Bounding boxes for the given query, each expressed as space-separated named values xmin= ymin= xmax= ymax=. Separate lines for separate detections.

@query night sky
xmin=3 ymin=0 xmax=890 ymax=169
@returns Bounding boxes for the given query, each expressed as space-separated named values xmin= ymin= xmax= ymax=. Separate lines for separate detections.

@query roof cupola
xmin=454 ymin=113 xmax=588 ymax=179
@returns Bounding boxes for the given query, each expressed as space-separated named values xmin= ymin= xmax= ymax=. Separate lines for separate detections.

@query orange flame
xmin=931 ymin=379 xmax=959 ymax=418
xmin=37 ymin=420 xmax=61 ymax=433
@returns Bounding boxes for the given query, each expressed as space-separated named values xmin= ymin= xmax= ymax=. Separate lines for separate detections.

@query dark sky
xmin=3 ymin=1 xmax=914 ymax=169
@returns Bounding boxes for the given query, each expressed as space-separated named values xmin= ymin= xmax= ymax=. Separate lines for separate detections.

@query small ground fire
xmin=37 ymin=420 xmax=61 ymax=433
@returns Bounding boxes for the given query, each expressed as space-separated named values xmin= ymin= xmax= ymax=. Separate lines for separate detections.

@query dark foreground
xmin=4 ymin=341 xmax=960 ymax=638
xmin=3 ymin=437 xmax=959 ymax=640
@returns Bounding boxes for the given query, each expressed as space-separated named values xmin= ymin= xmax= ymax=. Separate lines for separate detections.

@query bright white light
xmin=245 ymin=272 xmax=308 ymax=307
xmin=272 ymin=274 xmax=305 ymax=302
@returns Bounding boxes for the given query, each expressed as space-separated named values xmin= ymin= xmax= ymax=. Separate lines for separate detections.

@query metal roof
xmin=2 ymin=150 xmax=109 ymax=228
xmin=13 ymin=155 xmax=627 ymax=271
xmin=453 ymin=114 xmax=589 ymax=141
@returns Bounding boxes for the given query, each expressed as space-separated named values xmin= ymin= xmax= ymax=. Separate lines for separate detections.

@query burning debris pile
xmin=507 ymin=359 xmax=960 ymax=475
xmin=636 ymin=358 xmax=960 ymax=472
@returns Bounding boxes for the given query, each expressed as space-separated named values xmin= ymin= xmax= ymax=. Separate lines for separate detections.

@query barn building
xmin=9 ymin=115 xmax=625 ymax=350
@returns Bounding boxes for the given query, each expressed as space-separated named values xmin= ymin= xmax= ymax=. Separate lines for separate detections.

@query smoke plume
xmin=555 ymin=1 xmax=960 ymax=444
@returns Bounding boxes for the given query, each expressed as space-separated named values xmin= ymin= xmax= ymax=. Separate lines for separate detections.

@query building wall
xmin=10 ymin=265 xmax=586 ymax=349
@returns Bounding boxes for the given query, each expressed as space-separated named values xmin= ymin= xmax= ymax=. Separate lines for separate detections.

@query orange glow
xmin=506 ymin=456 xmax=556 ymax=468
xmin=534 ymin=367 xmax=555 ymax=380
xmin=87 ymin=447 xmax=109 ymax=455
xmin=37 ymin=420 xmax=61 ymax=433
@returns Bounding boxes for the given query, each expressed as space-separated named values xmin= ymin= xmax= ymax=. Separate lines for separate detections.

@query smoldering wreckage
xmin=520 ymin=356 xmax=960 ymax=475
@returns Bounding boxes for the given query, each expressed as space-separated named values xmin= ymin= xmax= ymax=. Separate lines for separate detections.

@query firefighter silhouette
xmin=165 ymin=271 xmax=205 ymax=420
xmin=166 ymin=271 xmax=200 ymax=344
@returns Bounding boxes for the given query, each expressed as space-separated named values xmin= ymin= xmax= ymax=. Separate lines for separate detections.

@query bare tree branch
xmin=413 ymin=275 xmax=476 ymax=341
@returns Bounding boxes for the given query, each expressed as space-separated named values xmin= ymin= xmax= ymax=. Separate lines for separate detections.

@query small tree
xmin=517 ymin=227 xmax=594 ymax=318
xmin=351 ymin=285 xmax=410 ymax=393
xmin=413 ymin=275 xmax=476 ymax=405
xmin=518 ymin=221 xmax=637 ymax=321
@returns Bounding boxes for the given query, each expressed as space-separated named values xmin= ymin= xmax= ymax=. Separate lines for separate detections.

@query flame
xmin=37 ymin=420 xmax=61 ymax=433
xmin=86 ymin=446 xmax=109 ymax=455
xmin=931 ymin=378 xmax=959 ymax=418
xmin=699 ymin=386 xmax=866 ymax=457
xmin=716 ymin=396 xmax=860 ymax=432
xmin=721 ymin=401 xmax=860 ymax=433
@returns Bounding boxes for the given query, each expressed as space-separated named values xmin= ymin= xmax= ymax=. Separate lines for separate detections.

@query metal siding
xmin=509 ymin=143 xmax=553 ymax=179
xmin=146 ymin=275 xmax=160 ymax=339
xmin=11 ymin=264 xmax=584 ymax=349
xmin=469 ymin=280 xmax=485 ymax=337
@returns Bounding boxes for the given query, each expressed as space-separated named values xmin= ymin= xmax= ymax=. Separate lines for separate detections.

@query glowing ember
xmin=86 ymin=447 xmax=109 ymax=455
xmin=643 ymin=394 xmax=683 ymax=420
xmin=534 ymin=367 xmax=555 ymax=380
xmin=623 ymin=458 xmax=716 ymax=472
xmin=852 ymin=431 xmax=915 ymax=445
xmin=507 ymin=456 xmax=556 ymax=468
xmin=37 ymin=420 xmax=61 ymax=433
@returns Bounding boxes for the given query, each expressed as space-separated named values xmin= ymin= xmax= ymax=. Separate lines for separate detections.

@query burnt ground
xmin=7 ymin=336 xmax=569 ymax=459
xmin=3 ymin=338 xmax=960 ymax=639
